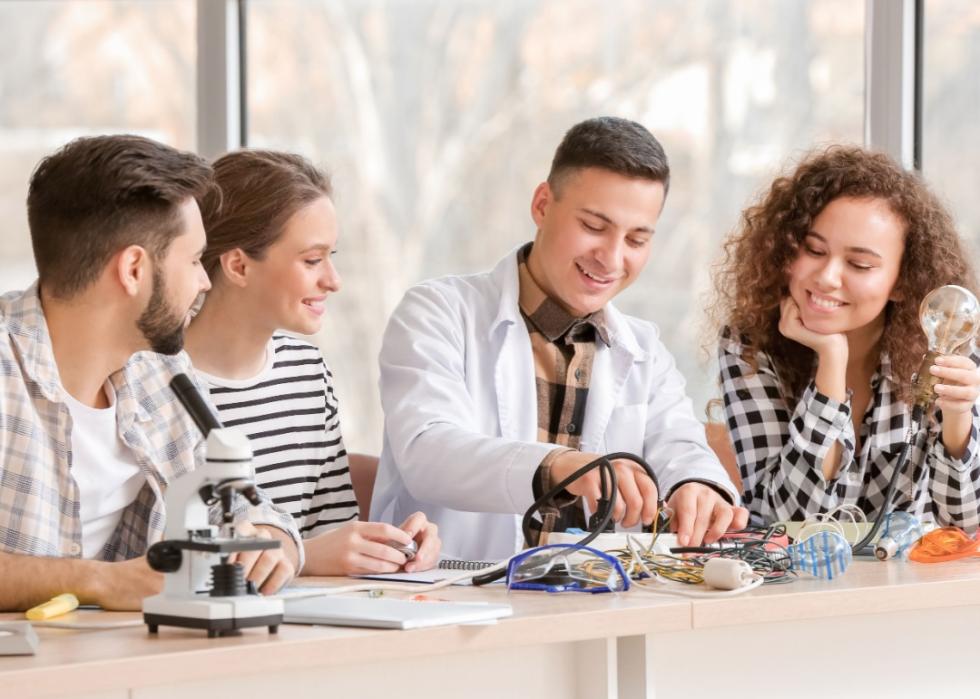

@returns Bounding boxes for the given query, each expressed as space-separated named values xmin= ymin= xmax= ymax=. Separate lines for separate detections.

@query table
xmin=1 ymin=559 xmax=978 ymax=699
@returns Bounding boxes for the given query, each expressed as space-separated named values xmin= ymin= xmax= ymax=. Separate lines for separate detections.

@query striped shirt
xmin=199 ymin=335 xmax=360 ymax=538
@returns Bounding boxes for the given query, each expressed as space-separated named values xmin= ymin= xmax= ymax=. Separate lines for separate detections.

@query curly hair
xmin=710 ymin=145 xmax=978 ymax=402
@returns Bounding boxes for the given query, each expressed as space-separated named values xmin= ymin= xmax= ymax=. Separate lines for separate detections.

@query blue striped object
xmin=788 ymin=530 xmax=853 ymax=580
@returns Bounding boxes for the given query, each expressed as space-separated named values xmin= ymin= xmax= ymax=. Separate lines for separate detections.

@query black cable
xmin=703 ymin=527 xmax=796 ymax=584
xmin=850 ymin=405 xmax=923 ymax=553
xmin=474 ymin=457 xmax=616 ymax=586
xmin=596 ymin=462 xmax=611 ymax=532
xmin=520 ymin=456 xmax=618 ymax=551
xmin=603 ymin=452 xmax=659 ymax=491
xmin=522 ymin=452 xmax=661 ymax=548
xmin=472 ymin=452 xmax=659 ymax=586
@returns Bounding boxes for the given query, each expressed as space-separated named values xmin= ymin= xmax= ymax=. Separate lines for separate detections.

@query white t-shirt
xmin=64 ymin=382 xmax=146 ymax=558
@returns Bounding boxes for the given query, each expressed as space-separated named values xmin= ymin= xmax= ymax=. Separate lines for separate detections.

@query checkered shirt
xmin=0 ymin=284 xmax=302 ymax=562
xmin=719 ymin=333 xmax=980 ymax=532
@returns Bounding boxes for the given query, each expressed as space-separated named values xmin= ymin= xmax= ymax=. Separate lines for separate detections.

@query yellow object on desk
xmin=26 ymin=593 xmax=79 ymax=621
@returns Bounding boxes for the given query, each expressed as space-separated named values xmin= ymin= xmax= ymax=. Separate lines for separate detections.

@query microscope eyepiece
xmin=171 ymin=373 xmax=223 ymax=436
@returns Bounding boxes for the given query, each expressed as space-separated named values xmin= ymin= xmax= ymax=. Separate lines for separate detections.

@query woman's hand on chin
xmin=778 ymin=296 xmax=847 ymax=360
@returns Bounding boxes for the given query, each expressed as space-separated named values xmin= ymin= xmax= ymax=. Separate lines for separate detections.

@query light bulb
xmin=911 ymin=285 xmax=980 ymax=411
xmin=873 ymin=511 xmax=922 ymax=560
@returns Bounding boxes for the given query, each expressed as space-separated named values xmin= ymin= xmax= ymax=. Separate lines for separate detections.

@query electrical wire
xmin=623 ymin=535 xmax=765 ymax=598
xmin=604 ymin=522 xmax=794 ymax=596
xmin=520 ymin=455 xmax=619 ymax=551
xmin=850 ymin=406 xmax=923 ymax=553
xmin=473 ymin=452 xmax=660 ymax=586
xmin=797 ymin=505 xmax=868 ymax=547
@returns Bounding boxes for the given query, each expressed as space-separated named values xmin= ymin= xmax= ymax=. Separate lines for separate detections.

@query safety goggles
xmin=506 ymin=544 xmax=630 ymax=594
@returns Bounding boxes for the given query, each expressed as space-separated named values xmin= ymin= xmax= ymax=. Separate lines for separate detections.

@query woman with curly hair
xmin=711 ymin=145 xmax=980 ymax=530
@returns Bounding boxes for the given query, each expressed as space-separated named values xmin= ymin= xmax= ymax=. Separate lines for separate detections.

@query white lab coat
xmin=371 ymin=247 xmax=738 ymax=561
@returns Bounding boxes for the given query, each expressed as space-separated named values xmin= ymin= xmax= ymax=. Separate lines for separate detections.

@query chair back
xmin=704 ymin=422 xmax=742 ymax=493
xmin=348 ymin=453 xmax=379 ymax=521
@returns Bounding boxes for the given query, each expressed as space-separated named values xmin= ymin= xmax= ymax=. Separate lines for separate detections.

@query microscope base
xmin=144 ymin=612 xmax=282 ymax=637
xmin=143 ymin=594 xmax=284 ymax=637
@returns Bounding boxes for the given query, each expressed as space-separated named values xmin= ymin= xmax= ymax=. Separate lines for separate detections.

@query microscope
xmin=142 ymin=374 xmax=285 ymax=637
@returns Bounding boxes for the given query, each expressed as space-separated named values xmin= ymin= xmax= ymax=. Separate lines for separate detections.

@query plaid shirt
xmin=719 ymin=333 xmax=980 ymax=532
xmin=0 ymin=284 xmax=301 ymax=562
xmin=517 ymin=244 xmax=611 ymax=451
xmin=517 ymin=245 xmax=609 ymax=531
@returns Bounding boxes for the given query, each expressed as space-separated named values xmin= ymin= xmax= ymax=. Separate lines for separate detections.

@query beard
xmin=136 ymin=268 xmax=187 ymax=356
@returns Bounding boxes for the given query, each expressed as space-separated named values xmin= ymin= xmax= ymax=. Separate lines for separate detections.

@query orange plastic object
xmin=908 ymin=527 xmax=980 ymax=563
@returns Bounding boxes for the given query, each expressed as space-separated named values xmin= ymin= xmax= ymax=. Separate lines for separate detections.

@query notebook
xmin=283 ymin=595 xmax=513 ymax=629
xmin=353 ymin=558 xmax=504 ymax=585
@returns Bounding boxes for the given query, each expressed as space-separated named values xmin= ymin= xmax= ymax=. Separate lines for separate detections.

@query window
xmin=923 ymin=0 xmax=980 ymax=253
xmin=248 ymin=0 xmax=866 ymax=450
xmin=0 ymin=0 xmax=196 ymax=291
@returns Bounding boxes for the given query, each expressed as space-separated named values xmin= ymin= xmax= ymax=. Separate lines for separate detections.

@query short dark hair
xmin=27 ymin=134 xmax=215 ymax=298
xmin=200 ymin=150 xmax=332 ymax=279
xmin=547 ymin=116 xmax=670 ymax=195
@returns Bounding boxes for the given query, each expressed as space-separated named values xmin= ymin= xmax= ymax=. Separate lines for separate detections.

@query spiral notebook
xmin=353 ymin=557 xmax=502 ymax=584
xmin=437 ymin=558 xmax=497 ymax=571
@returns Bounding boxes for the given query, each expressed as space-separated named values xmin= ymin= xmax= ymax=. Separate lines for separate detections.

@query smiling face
xmin=787 ymin=196 xmax=906 ymax=342
xmin=240 ymin=196 xmax=341 ymax=336
xmin=525 ymin=167 xmax=665 ymax=317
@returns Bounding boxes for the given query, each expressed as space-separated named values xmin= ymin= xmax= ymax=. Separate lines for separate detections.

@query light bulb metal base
xmin=911 ymin=349 xmax=941 ymax=411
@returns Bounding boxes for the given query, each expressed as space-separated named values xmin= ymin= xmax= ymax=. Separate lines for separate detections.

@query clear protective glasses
xmin=506 ymin=544 xmax=631 ymax=594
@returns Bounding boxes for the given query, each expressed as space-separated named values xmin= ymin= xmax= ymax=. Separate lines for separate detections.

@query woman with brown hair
xmin=185 ymin=150 xmax=441 ymax=575
xmin=711 ymin=145 xmax=980 ymax=530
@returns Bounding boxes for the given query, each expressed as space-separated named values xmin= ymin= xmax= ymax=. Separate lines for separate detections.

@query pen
xmin=26 ymin=593 xmax=79 ymax=621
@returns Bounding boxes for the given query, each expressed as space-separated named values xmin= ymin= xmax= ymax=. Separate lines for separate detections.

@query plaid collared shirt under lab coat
xmin=719 ymin=332 xmax=980 ymax=532
xmin=0 ymin=284 xmax=301 ymax=562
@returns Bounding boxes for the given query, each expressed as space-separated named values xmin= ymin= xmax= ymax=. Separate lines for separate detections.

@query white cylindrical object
xmin=875 ymin=536 xmax=899 ymax=561
xmin=703 ymin=558 xmax=753 ymax=590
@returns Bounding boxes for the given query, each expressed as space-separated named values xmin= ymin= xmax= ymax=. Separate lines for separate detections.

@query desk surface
xmin=2 ymin=559 xmax=979 ymax=698
xmin=692 ymin=555 xmax=980 ymax=628
xmin=0 ymin=579 xmax=689 ymax=698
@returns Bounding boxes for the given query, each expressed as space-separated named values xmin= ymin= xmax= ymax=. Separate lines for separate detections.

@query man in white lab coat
xmin=372 ymin=117 xmax=747 ymax=561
